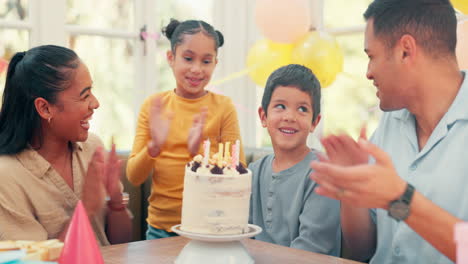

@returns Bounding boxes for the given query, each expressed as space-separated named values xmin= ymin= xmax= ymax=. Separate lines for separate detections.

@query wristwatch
xmin=388 ymin=183 xmax=415 ymax=221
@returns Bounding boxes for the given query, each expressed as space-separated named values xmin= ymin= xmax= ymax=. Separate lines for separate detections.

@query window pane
xmin=66 ymin=0 xmax=134 ymax=30
xmin=69 ymin=35 xmax=135 ymax=150
xmin=0 ymin=0 xmax=28 ymax=20
xmin=154 ymin=0 xmax=214 ymax=93
xmin=156 ymin=0 xmax=214 ymax=26
xmin=324 ymin=0 xmax=372 ymax=28
xmin=0 ymin=29 xmax=29 ymax=101
xmin=322 ymin=34 xmax=380 ymax=138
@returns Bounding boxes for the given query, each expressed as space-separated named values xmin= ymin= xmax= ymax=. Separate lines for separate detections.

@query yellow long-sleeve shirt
xmin=127 ymin=90 xmax=245 ymax=232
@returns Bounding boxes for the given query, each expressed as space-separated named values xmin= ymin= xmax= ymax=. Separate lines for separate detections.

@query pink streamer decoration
xmin=206 ymin=85 xmax=257 ymax=116
xmin=0 ymin=59 xmax=8 ymax=75
xmin=140 ymin=32 xmax=160 ymax=41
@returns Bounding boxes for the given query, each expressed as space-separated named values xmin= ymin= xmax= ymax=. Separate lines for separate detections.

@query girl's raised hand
xmin=148 ymin=97 xmax=173 ymax=157
xmin=187 ymin=107 xmax=208 ymax=156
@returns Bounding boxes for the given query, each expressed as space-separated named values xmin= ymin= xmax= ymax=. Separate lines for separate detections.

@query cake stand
xmin=171 ymin=224 xmax=262 ymax=264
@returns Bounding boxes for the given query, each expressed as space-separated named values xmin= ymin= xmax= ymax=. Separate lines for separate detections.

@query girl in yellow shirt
xmin=127 ymin=19 xmax=245 ymax=239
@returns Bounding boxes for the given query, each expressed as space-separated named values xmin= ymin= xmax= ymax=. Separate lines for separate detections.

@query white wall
xmin=213 ymin=0 xmax=260 ymax=148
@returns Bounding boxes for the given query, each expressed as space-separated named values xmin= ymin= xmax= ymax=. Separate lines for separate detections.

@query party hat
xmin=58 ymin=201 xmax=104 ymax=264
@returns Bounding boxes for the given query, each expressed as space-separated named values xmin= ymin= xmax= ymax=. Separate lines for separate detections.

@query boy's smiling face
xmin=259 ymin=85 xmax=320 ymax=153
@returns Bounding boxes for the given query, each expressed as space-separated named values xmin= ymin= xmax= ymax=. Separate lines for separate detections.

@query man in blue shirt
xmin=310 ymin=0 xmax=466 ymax=263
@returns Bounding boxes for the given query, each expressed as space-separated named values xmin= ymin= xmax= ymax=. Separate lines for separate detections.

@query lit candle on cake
xmin=218 ymin=143 xmax=224 ymax=165
xmin=231 ymin=141 xmax=238 ymax=168
xmin=224 ymin=141 xmax=231 ymax=163
xmin=217 ymin=157 xmax=224 ymax=168
xmin=235 ymin=139 xmax=240 ymax=167
xmin=203 ymin=139 xmax=210 ymax=164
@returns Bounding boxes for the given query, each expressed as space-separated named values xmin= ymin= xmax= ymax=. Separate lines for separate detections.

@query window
xmin=69 ymin=35 xmax=137 ymax=149
xmin=0 ymin=0 xmax=28 ymax=21
xmin=67 ymin=0 xmax=134 ymax=30
xmin=249 ymin=0 xmax=379 ymax=148
xmin=0 ymin=0 xmax=29 ymax=101
xmin=0 ymin=29 xmax=28 ymax=99
xmin=324 ymin=0 xmax=380 ymax=139
xmin=0 ymin=0 xmax=219 ymax=150
xmin=323 ymin=34 xmax=380 ymax=138
xmin=0 ymin=0 xmax=382 ymax=151
xmin=66 ymin=0 xmax=138 ymax=149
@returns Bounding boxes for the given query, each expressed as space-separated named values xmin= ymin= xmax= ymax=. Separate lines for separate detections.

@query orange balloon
xmin=255 ymin=0 xmax=311 ymax=43
xmin=457 ymin=21 xmax=468 ymax=70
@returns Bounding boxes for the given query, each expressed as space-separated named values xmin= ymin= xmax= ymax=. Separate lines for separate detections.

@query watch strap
xmin=387 ymin=182 xmax=415 ymax=221
xmin=401 ymin=183 xmax=415 ymax=205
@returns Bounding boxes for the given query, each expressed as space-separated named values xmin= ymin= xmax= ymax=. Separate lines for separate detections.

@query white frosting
xmin=196 ymin=164 xmax=212 ymax=174
xmin=223 ymin=166 xmax=240 ymax=176
xmin=193 ymin=154 xmax=203 ymax=163
xmin=181 ymin=167 xmax=252 ymax=235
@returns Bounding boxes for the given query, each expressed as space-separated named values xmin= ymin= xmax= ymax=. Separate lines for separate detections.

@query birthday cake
xmin=180 ymin=140 xmax=252 ymax=235
xmin=0 ymin=239 xmax=63 ymax=261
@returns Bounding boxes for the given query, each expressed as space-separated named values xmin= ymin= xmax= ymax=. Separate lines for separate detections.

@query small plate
xmin=171 ymin=224 xmax=262 ymax=242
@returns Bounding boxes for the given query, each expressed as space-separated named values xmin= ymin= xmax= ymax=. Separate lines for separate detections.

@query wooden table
xmin=102 ymin=237 xmax=364 ymax=264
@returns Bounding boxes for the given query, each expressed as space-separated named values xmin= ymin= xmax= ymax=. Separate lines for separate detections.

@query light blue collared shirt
xmin=369 ymin=71 xmax=468 ymax=264
xmin=248 ymin=151 xmax=341 ymax=256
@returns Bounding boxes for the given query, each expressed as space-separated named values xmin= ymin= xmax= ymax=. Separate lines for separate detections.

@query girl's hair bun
xmin=162 ymin=18 xmax=180 ymax=40
xmin=215 ymin=30 xmax=224 ymax=47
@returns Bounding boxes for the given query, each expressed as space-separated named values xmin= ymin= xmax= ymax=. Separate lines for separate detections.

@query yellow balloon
xmin=246 ymin=39 xmax=293 ymax=86
xmin=291 ymin=31 xmax=343 ymax=88
xmin=452 ymin=0 xmax=468 ymax=14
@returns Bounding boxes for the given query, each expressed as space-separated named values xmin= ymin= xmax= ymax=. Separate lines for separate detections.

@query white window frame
xmin=1 ymin=0 xmax=157 ymax=125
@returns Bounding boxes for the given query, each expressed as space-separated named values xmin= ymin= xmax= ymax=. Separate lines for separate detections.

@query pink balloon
xmin=457 ymin=20 xmax=468 ymax=70
xmin=255 ymin=0 xmax=311 ymax=43
xmin=0 ymin=59 xmax=7 ymax=75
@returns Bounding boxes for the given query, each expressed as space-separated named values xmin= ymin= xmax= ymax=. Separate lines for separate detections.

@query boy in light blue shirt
xmin=248 ymin=64 xmax=341 ymax=256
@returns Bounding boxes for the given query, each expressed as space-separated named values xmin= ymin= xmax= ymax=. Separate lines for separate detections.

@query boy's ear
xmin=309 ymin=114 xmax=321 ymax=133
xmin=166 ymin=50 xmax=175 ymax=66
xmin=258 ymin=107 xmax=267 ymax=127
xmin=34 ymin=97 xmax=53 ymax=120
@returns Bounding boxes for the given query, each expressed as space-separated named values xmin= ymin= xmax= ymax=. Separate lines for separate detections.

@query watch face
xmin=389 ymin=201 xmax=410 ymax=220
